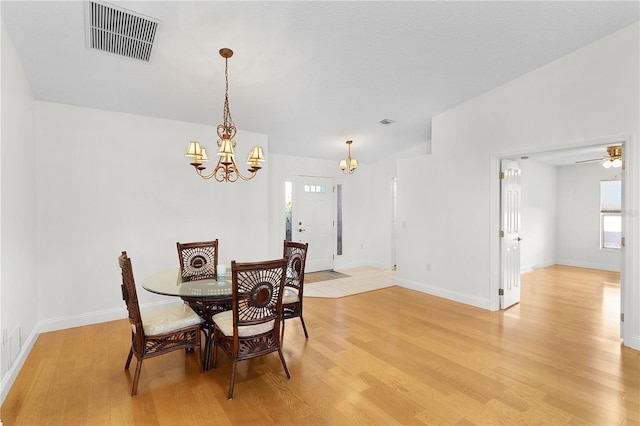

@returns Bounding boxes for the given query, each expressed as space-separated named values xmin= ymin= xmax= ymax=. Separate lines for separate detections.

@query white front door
xmin=500 ymin=160 xmax=522 ymax=309
xmin=295 ymin=176 xmax=334 ymax=272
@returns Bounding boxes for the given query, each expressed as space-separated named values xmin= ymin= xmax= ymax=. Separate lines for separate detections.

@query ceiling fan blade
xmin=575 ymin=157 xmax=606 ymax=164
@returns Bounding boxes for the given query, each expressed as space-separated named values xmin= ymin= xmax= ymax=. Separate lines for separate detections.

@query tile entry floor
xmin=304 ymin=266 xmax=396 ymax=298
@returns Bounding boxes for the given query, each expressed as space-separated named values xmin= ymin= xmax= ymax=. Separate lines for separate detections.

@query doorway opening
xmin=497 ymin=139 xmax=627 ymax=339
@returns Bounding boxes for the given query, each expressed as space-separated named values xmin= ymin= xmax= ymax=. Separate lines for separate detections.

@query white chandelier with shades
xmin=184 ymin=48 xmax=265 ymax=182
xmin=339 ymin=140 xmax=358 ymax=174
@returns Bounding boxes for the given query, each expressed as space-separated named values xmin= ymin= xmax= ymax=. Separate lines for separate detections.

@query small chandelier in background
xmin=602 ymin=145 xmax=622 ymax=169
xmin=184 ymin=48 xmax=265 ymax=182
xmin=339 ymin=140 xmax=358 ymax=174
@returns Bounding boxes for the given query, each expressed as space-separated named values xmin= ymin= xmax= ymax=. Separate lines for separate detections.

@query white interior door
xmin=295 ymin=176 xmax=334 ymax=272
xmin=500 ymin=160 xmax=522 ymax=309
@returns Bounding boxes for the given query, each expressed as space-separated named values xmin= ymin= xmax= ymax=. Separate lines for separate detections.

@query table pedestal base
xmin=181 ymin=297 xmax=231 ymax=371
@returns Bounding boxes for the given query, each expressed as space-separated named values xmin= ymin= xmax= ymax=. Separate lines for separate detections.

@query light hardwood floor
xmin=2 ymin=265 xmax=638 ymax=425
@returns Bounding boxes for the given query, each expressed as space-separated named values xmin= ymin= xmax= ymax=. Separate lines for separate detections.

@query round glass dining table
xmin=142 ymin=268 xmax=232 ymax=298
xmin=142 ymin=268 xmax=232 ymax=371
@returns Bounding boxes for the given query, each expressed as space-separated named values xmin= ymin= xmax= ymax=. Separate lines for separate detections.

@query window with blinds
xmin=600 ymin=180 xmax=621 ymax=250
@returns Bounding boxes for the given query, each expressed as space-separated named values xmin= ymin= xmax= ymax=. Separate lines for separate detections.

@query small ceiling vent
xmin=86 ymin=1 xmax=159 ymax=62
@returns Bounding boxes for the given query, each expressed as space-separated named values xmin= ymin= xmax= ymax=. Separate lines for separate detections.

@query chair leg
xmin=277 ymin=348 xmax=291 ymax=379
xmin=228 ymin=360 xmax=238 ymax=400
xmin=299 ymin=316 xmax=309 ymax=339
xmin=195 ymin=343 xmax=203 ymax=373
xmin=124 ymin=347 xmax=133 ymax=369
xmin=211 ymin=340 xmax=218 ymax=369
xmin=131 ymin=358 xmax=143 ymax=396
xmin=280 ymin=318 xmax=286 ymax=342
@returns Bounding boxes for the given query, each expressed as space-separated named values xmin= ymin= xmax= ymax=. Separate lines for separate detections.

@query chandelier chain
xmin=223 ymin=56 xmax=234 ymax=131
xmin=184 ymin=47 xmax=265 ymax=182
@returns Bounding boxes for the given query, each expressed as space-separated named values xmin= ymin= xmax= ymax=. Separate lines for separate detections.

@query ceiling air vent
xmin=86 ymin=1 xmax=159 ymax=62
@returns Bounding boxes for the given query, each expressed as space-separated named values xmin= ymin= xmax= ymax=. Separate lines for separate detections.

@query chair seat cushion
xmin=282 ymin=288 xmax=300 ymax=304
xmin=212 ymin=310 xmax=274 ymax=337
xmin=140 ymin=303 xmax=202 ymax=335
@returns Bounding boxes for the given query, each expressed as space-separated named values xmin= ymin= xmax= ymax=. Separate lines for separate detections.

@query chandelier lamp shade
xmin=339 ymin=140 xmax=358 ymax=174
xmin=184 ymin=48 xmax=265 ymax=182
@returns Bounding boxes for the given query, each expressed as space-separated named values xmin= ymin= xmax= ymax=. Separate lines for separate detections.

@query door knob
xmin=298 ymin=228 xmax=306 ymax=232
xmin=516 ymin=237 xmax=523 ymax=241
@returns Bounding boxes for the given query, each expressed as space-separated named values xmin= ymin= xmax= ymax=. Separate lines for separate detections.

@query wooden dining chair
xmin=211 ymin=258 xmax=290 ymax=399
xmin=177 ymin=239 xmax=218 ymax=282
xmin=118 ymin=251 xmax=202 ymax=396
xmin=281 ymin=241 xmax=309 ymax=339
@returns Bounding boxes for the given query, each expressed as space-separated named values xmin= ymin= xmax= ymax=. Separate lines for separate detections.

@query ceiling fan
xmin=575 ymin=145 xmax=623 ymax=168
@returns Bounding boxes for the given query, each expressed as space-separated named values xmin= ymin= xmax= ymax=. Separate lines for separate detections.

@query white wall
xmin=397 ymin=149 xmax=495 ymax=308
xmin=34 ymin=101 xmax=269 ymax=327
xmin=397 ymin=22 xmax=639 ymax=349
xmin=520 ymin=160 xmax=557 ymax=272
xmin=556 ymin=162 xmax=621 ymax=271
xmin=365 ymin=142 xmax=432 ymax=270
xmin=266 ymin=142 xmax=431 ymax=272
xmin=0 ymin=21 xmax=39 ymax=400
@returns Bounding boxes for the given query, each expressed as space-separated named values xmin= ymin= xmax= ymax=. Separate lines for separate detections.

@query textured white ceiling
xmin=1 ymin=1 xmax=638 ymax=164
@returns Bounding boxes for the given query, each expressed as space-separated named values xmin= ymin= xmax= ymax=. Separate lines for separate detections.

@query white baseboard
xmin=37 ymin=299 xmax=177 ymax=333
xmin=625 ymin=333 xmax=640 ymax=350
xmin=38 ymin=306 xmax=127 ymax=334
xmin=0 ymin=299 xmax=178 ymax=405
xmin=521 ymin=260 xmax=556 ymax=273
xmin=0 ymin=324 xmax=38 ymax=404
xmin=555 ymin=259 xmax=620 ymax=272
xmin=396 ymin=278 xmax=493 ymax=310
